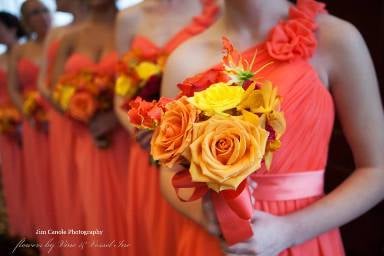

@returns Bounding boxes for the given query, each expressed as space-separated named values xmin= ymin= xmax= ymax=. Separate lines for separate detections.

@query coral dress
xmin=176 ymin=0 xmax=345 ymax=255
xmin=124 ymin=1 xmax=222 ymax=256
xmin=64 ymin=52 xmax=130 ymax=256
xmin=0 ymin=69 xmax=25 ymax=236
xmin=45 ymin=40 xmax=86 ymax=256
xmin=17 ymin=59 xmax=56 ymax=255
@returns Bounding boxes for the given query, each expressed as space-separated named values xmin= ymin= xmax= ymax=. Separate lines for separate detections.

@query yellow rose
xmin=134 ymin=61 xmax=161 ymax=81
xmin=115 ymin=75 xmax=137 ymax=98
xmin=189 ymin=115 xmax=268 ymax=192
xmin=188 ymin=82 xmax=245 ymax=116
xmin=151 ymin=97 xmax=199 ymax=168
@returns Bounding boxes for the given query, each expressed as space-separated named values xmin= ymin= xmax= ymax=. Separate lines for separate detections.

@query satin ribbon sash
xmin=251 ymin=169 xmax=325 ymax=201
xmin=173 ymin=169 xmax=325 ymax=245
xmin=212 ymin=169 xmax=325 ymax=245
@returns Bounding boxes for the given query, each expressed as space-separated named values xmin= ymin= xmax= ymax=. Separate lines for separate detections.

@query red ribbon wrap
xmin=172 ymin=170 xmax=253 ymax=245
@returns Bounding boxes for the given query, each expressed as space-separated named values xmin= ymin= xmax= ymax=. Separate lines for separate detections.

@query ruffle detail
xmin=266 ymin=0 xmax=326 ymax=61
xmin=167 ymin=0 xmax=219 ymax=53
xmin=130 ymin=0 xmax=219 ymax=55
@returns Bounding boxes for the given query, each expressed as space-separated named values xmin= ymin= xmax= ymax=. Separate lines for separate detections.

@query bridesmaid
xmin=0 ymin=11 xmax=25 ymax=237
xmin=160 ymin=0 xmax=384 ymax=255
xmin=7 ymin=0 xmax=55 ymax=254
xmin=51 ymin=0 xmax=129 ymax=255
xmin=37 ymin=1 xmax=88 ymax=255
xmin=114 ymin=0 xmax=221 ymax=255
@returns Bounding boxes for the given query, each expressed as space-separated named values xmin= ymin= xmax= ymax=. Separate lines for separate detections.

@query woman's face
xmin=0 ymin=22 xmax=15 ymax=45
xmin=23 ymin=0 xmax=51 ymax=35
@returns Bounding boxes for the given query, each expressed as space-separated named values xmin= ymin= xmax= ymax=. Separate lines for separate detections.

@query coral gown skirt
xmin=17 ymin=58 xmax=56 ymax=255
xmin=64 ymin=52 xmax=130 ymax=256
xmin=0 ymin=69 xmax=26 ymax=237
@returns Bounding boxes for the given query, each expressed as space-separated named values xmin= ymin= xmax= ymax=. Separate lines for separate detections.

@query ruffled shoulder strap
xmin=164 ymin=0 xmax=219 ymax=54
xmin=266 ymin=0 xmax=326 ymax=61
xmin=294 ymin=0 xmax=326 ymax=20
xmin=131 ymin=35 xmax=162 ymax=60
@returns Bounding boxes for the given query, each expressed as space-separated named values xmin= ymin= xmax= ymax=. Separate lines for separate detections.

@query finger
xmin=136 ymin=130 xmax=153 ymax=150
xmin=202 ymin=196 xmax=221 ymax=236
xmin=248 ymin=179 xmax=257 ymax=190
xmin=251 ymin=210 xmax=271 ymax=223
xmin=136 ymin=130 xmax=152 ymax=141
xmin=256 ymin=249 xmax=279 ymax=256
xmin=224 ymin=242 xmax=257 ymax=255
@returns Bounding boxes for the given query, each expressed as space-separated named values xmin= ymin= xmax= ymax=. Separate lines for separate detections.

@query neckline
xmin=67 ymin=51 xmax=117 ymax=65
xmin=18 ymin=57 xmax=39 ymax=68
xmin=133 ymin=0 xmax=219 ymax=53
xmin=180 ymin=0 xmax=331 ymax=100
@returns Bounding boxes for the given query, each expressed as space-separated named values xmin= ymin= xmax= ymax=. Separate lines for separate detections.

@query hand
xmin=202 ymin=193 xmax=221 ymax=236
xmin=29 ymin=118 xmax=49 ymax=134
xmin=89 ymin=111 xmax=118 ymax=138
xmin=224 ymin=211 xmax=294 ymax=256
xmin=135 ymin=129 xmax=153 ymax=152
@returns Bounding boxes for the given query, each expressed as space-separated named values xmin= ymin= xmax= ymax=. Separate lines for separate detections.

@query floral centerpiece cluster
xmin=127 ymin=37 xmax=286 ymax=244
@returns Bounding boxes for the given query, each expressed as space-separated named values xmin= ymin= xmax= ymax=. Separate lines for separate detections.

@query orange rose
xmin=68 ymin=91 xmax=97 ymax=122
xmin=189 ymin=115 xmax=268 ymax=192
xmin=151 ymin=96 xmax=199 ymax=168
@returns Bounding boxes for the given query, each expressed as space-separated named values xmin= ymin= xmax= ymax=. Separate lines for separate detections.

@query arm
xmin=286 ymin=17 xmax=384 ymax=245
xmin=159 ymin=40 xmax=221 ymax=224
xmin=50 ymin=32 xmax=73 ymax=92
xmin=228 ymin=16 xmax=384 ymax=256
xmin=7 ymin=45 xmax=24 ymax=112
xmin=37 ymin=29 xmax=58 ymax=102
xmin=114 ymin=6 xmax=140 ymax=134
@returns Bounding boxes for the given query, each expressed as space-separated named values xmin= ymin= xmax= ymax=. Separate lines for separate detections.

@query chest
xmin=73 ymin=27 xmax=116 ymax=61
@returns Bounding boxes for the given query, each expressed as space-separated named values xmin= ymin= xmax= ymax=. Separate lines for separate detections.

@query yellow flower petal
xmin=188 ymin=82 xmax=245 ymax=116
xmin=238 ymin=81 xmax=281 ymax=114
xmin=266 ymin=111 xmax=286 ymax=139
xmin=115 ymin=75 xmax=137 ymax=98
xmin=241 ymin=109 xmax=261 ymax=127
xmin=134 ymin=61 xmax=161 ymax=81
xmin=59 ymin=85 xmax=76 ymax=110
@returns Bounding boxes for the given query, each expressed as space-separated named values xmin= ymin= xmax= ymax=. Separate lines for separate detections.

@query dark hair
xmin=0 ymin=11 xmax=26 ymax=39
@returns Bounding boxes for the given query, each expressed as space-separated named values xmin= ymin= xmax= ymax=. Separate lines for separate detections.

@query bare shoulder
xmin=162 ymin=29 xmax=222 ymax=98
xmin=167 ymin=31 xmax=221 ymax=80
xmin=316 ymin=14 xmax=368 ymax=72
xmin=13 ymin=41 xmax=32 ymax=59
xmin=47 ymin=26 xmax=66 ymax=41
xmin=117 ymin=2 xmax=143 ymax=30
xmin=58 ymin=23 xmax=87 ymax=49
xmin=116 ymin=3 xmax=144 ymax=53
xmin=46 ymin=24 xmax=79 ymax=43
xmin=0 ymin=53 xmax=6 ymax=68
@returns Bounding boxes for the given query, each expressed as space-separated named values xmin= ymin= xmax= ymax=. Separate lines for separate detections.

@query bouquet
xmin=54 ymin=68 xmax=115 ymax=147
xmin=54 ymin=69 xmax=115 ymax=123
xmin=0 ymin=104 xmax=21 ymax=135
xmin=127 ymin=37 xmax=286 ymax=244
xmin=23 ymin=90 xmax=48 ymax=131
xmin=115 ymin=45 xmax=166 ymax=102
